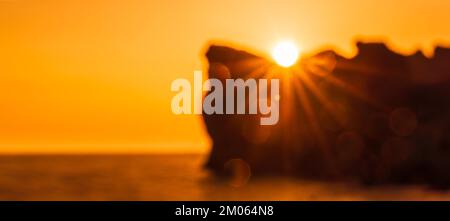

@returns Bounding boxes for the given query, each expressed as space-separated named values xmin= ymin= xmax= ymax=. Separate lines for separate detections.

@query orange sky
xmin=0 ymin=0 xmax=450 ymax=153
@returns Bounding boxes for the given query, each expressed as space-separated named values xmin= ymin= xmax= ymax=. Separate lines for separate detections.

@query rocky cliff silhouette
xmin=203 ymin=42 xmax=450 ymax=188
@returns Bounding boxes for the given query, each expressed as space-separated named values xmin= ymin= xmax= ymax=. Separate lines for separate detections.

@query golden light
xmin=272 ymin=41 xmax=300 ymax=67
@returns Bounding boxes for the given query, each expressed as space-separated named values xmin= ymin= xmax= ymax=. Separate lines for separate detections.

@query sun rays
xmin=224 ymin=47 xmax=391 ymax=152
xmin=209 ymin=43 xmax=392 ymax=155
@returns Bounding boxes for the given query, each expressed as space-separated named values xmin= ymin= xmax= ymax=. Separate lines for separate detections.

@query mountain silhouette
xmin=203 ymin=41 xmax=450 ymax=188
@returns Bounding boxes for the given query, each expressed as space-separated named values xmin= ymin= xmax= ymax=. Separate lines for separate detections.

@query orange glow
xmin=1 ymin=0 xmax=450 ymax=153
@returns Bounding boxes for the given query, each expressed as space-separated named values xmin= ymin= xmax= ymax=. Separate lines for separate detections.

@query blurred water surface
xmin=0 ymin=154 xmax=449 ymax=200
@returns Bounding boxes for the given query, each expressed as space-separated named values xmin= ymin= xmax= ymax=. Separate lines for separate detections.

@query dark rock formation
xmin=203 ymin=42 xmax=450 ymax=188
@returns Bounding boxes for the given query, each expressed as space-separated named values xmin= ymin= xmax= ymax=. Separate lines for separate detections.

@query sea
xmin=0 ymin=154 xmax=449 ymax=200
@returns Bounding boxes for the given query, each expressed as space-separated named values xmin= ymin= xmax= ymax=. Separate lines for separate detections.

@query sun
xmin=272 ymin=41 xmax=300 ymax=67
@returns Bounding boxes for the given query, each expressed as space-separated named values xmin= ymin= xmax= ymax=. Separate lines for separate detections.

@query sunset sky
xmin=0 ymin=0 xmax=450 ymax=153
